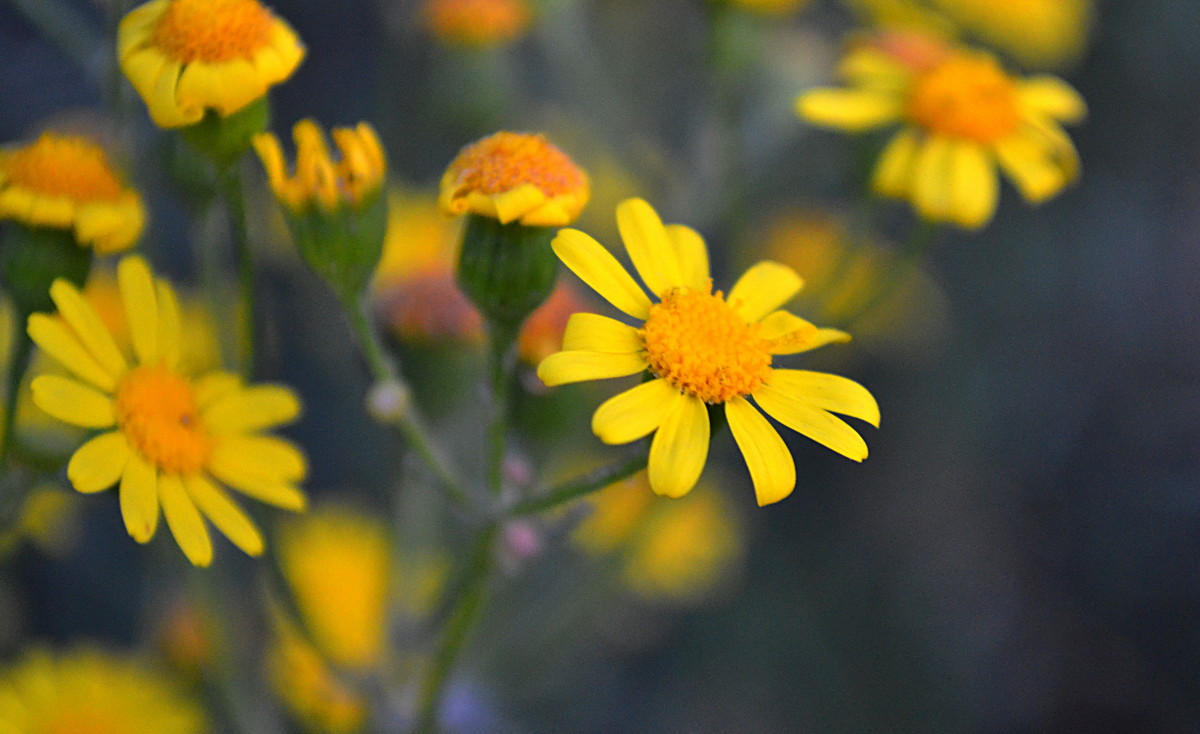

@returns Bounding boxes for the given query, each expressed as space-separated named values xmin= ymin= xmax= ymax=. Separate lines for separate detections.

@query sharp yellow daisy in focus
xmin=0 ymin=132 xmax=145 ymax=254
xmin=118 ymin=0 xmax=305 ymax=128
xmin=537 ymin=198 xmax=879 ymax=506
xmin=25 ymin=255 xmax=308 ymax=566
xmin=439 ymin=131 xmax=590 ymax=227
xmin=797 ymin=34 xmax=1086 ymax=229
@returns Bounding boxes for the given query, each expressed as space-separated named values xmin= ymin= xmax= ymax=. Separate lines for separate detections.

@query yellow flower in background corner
xmin=26 ymin=255 xmax=307 ymax=566
xmin=798 ymin=34 xmax=1086 ymax=229
xmin=425 ymin=0 xmax=533 ymax=48
xmin=926 ymin=0 xmax=1092 ymax=71
xmin=118 ymin=0 xmax=304 ymax=128
xmin=0 ymin=646 xmax=208 ymax=734
xmin=439 ymin=131 xmax=590 ymax=227
xmin=0 ymin=132 xmax=144 ymax=254
xmin=537 ymin=198 xmax=879 ymax=506
xmin=254 ymin=120 xmax=386 ymax=214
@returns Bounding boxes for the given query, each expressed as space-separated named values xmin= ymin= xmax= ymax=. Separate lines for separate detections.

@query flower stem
xmin=415 ymin=522 xmax=497 ymax=733
xmin=486 ymin=321 xmax=518 ymax=495
xmin=507 ymin=452 xmax=648 ymax=517
xmin=0 ymin=307 xmax=34 ymax=475
xmin=843 ymin=217 xmax=938 ymax=325
xmin=218 ymin=162 xmax=256 ymax=378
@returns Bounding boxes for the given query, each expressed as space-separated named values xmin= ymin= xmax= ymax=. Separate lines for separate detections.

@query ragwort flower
xmin=0 ymin=132 xmax=145 ymax=254
xmin=537 ymin=199 xmax=879 ymax=506
xmin=425 ymin=0 xmax=533 ymax=48
xmin=118 ymin=0 xmax=304 ymax=128
xmin=797 ymin=35 xmax=1086 ymax=229
xmin=254 ymin=119 xmax=386 ymax=214
xmin=26 ymin=255 xmax=307 ymax=566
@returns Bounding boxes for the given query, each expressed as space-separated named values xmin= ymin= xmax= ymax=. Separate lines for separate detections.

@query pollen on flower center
xmin=906 ymin=54 xmax=1019 ymax=143
xmin=115 ymin=364 xmax=211 ymax=475
xmin=4 ymin=133 xmax=123 ymax=202
xmin=152 ymin=0 xmax=274 ymax=63
xmin=640 ymin=287 xmax=773 ymax=404
xmin=444 ymin=132 xmax=587 ymax=196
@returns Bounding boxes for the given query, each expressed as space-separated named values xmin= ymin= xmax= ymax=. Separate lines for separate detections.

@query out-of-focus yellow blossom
xmin=439 ymin=131 xmax=590 ymax=227
xmin=798 ymin=34 xmax=1086 ymax=229
xmin=0 ymin=132 xmax=144 ymax=254
xmin=726 ymin=0 xmax=812 ymax=16
xmin=254 ymin=120 xmax=386 ymax=214
xmin=118 ymin=0 xmax=304 ymax=128
xmin=26 ymin=255 xmax=307 ymax=566
xmin=0 ymin=487 xmax=80 ymax=558
xmin=573 ymin=473 xmax=742 ymax=602
xmin=268 ymin=619 xmax=369 ymax=734
xmin=425 ymin=0 xmax=533 ymax=48
xmin=0 ymin=646 xmax=208 ymax=733
xmin=157 ymin=597 xmax=217 ymax=676
xmin=539 ymin=198 xmax=879 ymax=505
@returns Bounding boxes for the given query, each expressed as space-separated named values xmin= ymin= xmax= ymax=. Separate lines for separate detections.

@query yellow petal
xmin=726 ymin=396 xmax=796 ymax=506
xmin=49 ymin=280 xmax=127 ymax=378
xmin=489 ymin=183 xmax=548 ymax=224
xmin=728 ymin=261 xmax=804 ymax=322
xmin=1020 ymin=76 xmax=1087 ymax=124
xmin=536 ymin=350 xmax=647 ymax=387
xmin=27 ymin=313 xmax=117 ymax=392
xmin=155 ymin=279 xmax=183 ymax=371
xmin=146 ymin=58 xmax=195 ymax=128
xmin=796 ymin=88 xmax=902 ymax=131
xmin=120 ymin=454 xmax=159 ymax=543
xmin=561 ymin=313 xmax=642 ymax=353
xmin=184 ymin=475 xmax=264 ymax=557
xmin=552 ymin=229 xmax=652 ymax=320
xmin=194 ymin=372 xmax=242 ymax=407
xmin=160 ymin=474 xmax=213 ymax=567
xmin=67 ymin=432 xmax=131 ymax=493
xmin=30 ymin=375 xmax=115 ymax=428
xmin=911 ymin=135 xmax=956 ymax=223
xmin=617 ymin=198 xmax=683 ymax=297
xmin=948 ymin=140 xmax=998 ymax=230
xmin=753 ymin=385 xmax=869 ymax=461
xmin=759 ymin=311 xmax=852 ymax=355
xmin=118 ymin=256 xmax=159 ymax=365
xmin=765 ymin=369 xmax=880 ymax=427
xmin=872 ymin=128 xmax=921 ymax=198
xmin=208 ymin=441 xmax=306 ymax=510
xmin=994 ymin=131 xmax=1069 ymax=204
xmin=203 ymin=385 xmax=301 ymax=433
xmin=214 ymin=435 xmax=307 ymax=482
xmin=177 ymin=58 xmax=265 ymax=117
xmin=591 ymin=379 xmax=680 ymax=445
xmin=648 ymin=394 xmax=709 ymax=498
xmin=116 ymin=0 xmax=167 ymax=60
xmin=666 ymin=224 xmax=710 ymax=291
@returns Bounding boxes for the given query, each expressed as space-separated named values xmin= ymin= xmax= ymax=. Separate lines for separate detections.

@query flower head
xmin=0 ymin=132 xmax=144 ymax=253
xmin=425 ymin=0 xmax=533 ymax=48
xmin=797 ymin=35 xmax=1086 ymax=229
xmin=0 ymin=646 xmax=207 ymax=734
xmin=26 ymin=255 xmax=307 ymax=566
xmin=254 ymin=120 xmax=386 ymax=213
xmin=118 ymin=0 xmax=304 ymax=128
xmin=537 ymin=199 xmax=879 ymax=505
xmin=439 ymin=131 xmax=589 ymax=227
xmin=725 ymin=0 xmax=812 ymax=15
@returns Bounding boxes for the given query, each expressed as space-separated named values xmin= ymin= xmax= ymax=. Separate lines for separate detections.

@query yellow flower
xmin=0 ymin=132 xmax=145 ymax=253
xmin=0 ymin=487 xmax=80 ymax=558
xmin=424 ymin=0 xmax=533 ymax=48
xmin=439 ymin=131 xmax=590 ymax=226
xmin=0 ymin=646 xmax=208 ymax=734
xmin=537 ymin=199 xmax=879 ymax=506
xmin=118 ymin=0 xmax=304 ymax=128
xmin=726 ymin=0 xmax=812 ymax=15
xmin=268 ymin=621 xmax=368 ymax=734
xmin=798 ymin=36 xmax=1086 ymax=229
xmin=254 ymin=120 xmax=387 ymax=213
xmin=26 ymin=255 xmax=307 ymax=566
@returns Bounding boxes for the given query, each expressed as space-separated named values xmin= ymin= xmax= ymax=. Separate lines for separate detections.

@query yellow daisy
xmin=0 ymin=132 xmax=145 ymax=254
xmin=254 ymin=119 xmax=386 ymax=213
xmin=118 ymin=0 xmax=305 ymax=128
xmin=438 ymin=131 xmax=590 ymax=227
xmin=0 ymin=646 xmax=208 ymax=734
xmin=25 ymin=255 xmax=307 ymax=566
xmin=537 ymin=198 xmax=879 ymax=506
xmin=797 ymin=34 xmax=1086 ymax=229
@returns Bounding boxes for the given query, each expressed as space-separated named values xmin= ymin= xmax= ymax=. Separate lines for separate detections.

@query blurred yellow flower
xmin=269 ymin=619 xmax=369 ymax=734
xmin=26 ymin=255 xmax=307 ymax=566
xmin=0 ymin=132 xmax=145 ymax=254
xmin=726 ymin=0 xmax=812 ymax=15
xmin=439 ymin=131 xmax=590 ymax=226
xmin=0 ymin=646 xmax=207 ymax=734
xmin=798 ymin=35 xmax=1086 ymax=229
xmin=0 ymin=487 xmax=80 ymax=557
xmin=254 ymin=120 xmax=386 ymax=213
xmin=538 ymin=199 xmax=878 ymax=506
xmin=118 ymin=0 xmax=305 ymax=128
xmin=424 ymin=0 xmax=533 ymax=48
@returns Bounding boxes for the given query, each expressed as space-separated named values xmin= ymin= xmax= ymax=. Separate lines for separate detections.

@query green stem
xmin=415 ymin=523 xmax=497 ymax=733
xmin=218 ymin=162 xmax=256 ymax=378
xmin=507 ymin=452 xmax=648 ymax=517
xmin=842 ymin=218 xmax=937 ymax=325
xmin=0 ymin=307 xmax=34 ymax=474
xmin=486 ymin=321 xmax=518 ymax=495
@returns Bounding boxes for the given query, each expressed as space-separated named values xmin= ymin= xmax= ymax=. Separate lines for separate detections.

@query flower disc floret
xmin=152 ymin=0 xmax=273 ymax=63
xmin=641 ymin=287 xmax=773 ymax=404
xmin=3 ymin=134 xmax=123 ymax=202
xmin=115 ymin=365 xmax=211 ymax=475
xmin=906 ymin=54 xmax=1019 ymax=143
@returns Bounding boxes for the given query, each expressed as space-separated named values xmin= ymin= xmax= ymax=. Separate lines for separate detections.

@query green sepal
xmin=181 ymin=97 xmax=270 ymax=166
xmin=455 ymin=214 xmax=557 ymax=334
xmin=286 ymin=188 xmax=388 ymax=308
xmin=0 ymin=224 xmax=91 ymax=316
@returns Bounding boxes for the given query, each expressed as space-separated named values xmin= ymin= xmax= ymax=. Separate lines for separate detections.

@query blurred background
xmin=2 ymin=0 xmax=1200 ymax=732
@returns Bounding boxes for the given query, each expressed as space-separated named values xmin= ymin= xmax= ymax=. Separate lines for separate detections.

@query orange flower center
xmin=906 ymin=54 xmax=1019 ymax=143
xmin=152 ymin=0 xmax=274 ymax=63
xmin=444 ymin=132 xmax=587 ymax=197
xmin=3 ymin=133 xmax=123 ymax=202
xmin=115 ymin=365 xmax=211 ymax=475
xmin=640 ymin=287 xmax=773 ymax=404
